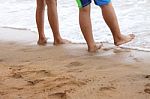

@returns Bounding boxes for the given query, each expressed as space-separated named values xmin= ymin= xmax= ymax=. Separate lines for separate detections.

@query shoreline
xmin=0 ymin=27 xmax=38 ymax=45
xmin=0 ymin=27 xmax=150 ymax=99
xmin=1 ymin=26 xmax=150 ymax=52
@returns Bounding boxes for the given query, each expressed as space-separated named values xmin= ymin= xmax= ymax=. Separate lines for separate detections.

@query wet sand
xmin=0 ymin=27 xmax=150 ymax=99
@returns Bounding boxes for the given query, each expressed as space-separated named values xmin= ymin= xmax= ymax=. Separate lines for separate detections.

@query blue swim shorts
xmin=76 ymin=0 xmax=111 ymax=8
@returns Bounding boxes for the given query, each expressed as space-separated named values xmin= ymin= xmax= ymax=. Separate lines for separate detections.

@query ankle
xmin=114 ymin=34 xmax=123 ymax=41
xmin=88 ymin=44 xmax=96 ymax=50
xmin=54 ymin=37 xmax=63 ymax=43
xmin=88 ymin=45 xmax=99 ymax=52
xmin=39 ymin=35 xmax=46 ymax=40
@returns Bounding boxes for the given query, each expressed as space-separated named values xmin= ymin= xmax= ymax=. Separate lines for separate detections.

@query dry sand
xmin=0 ymin=27 xmax=150 ymax=99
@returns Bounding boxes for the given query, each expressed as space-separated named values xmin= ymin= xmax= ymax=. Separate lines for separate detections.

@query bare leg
xmin=100 ymin=3 xmax=135 ymax=46
xmin=36 ymin=0 xmax=47 ymax=45
xmin=79 ymin=5 xmax=101 ymax=52
xmin=45 ymin=0 xmax=70 ymax=45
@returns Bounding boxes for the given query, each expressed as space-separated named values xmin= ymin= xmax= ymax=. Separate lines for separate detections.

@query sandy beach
xmin=0 ymin=27 xmax=150 ymax=99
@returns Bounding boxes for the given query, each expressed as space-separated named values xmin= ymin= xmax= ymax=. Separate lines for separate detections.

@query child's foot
xmin=53 ymin=39 xmax=71 ymax=45
xmin=88 ymin=43 xmax=103 ymax=52
xmin=114 ymin=34 xmax=135 ymax=46
xmin=37 ymin=38 xmax=47 ymax=45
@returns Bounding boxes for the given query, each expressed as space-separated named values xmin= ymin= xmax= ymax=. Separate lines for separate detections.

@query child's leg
xmin=100 ymin=2 xmax=135 ymax=46
xmin=45 ymin=0 xmax=70 ymax=45
xmin=79 ymin=5 xmax=101 ymax=52
xmin=36 ymin=0 xmax=47 ymax=45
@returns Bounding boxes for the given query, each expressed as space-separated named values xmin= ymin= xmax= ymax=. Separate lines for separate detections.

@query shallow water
xmin=0 ymin=0 xmax=150 ymax=51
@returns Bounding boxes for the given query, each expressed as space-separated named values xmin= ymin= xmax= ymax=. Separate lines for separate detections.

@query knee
xmin=36 ymin=6 xmax=45 ymax=12
xmin=36 ymin=2 xmax=45 ymax=11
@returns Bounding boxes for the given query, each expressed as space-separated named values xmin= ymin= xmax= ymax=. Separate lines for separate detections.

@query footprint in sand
xmin=144 ymin=88 xmax=150 ymax=94
xmin=145 ymin=75 xmax=150 ymax=79
xmin=12 ymin=70 xmax=54 ymax=86
xmin=102 ymin=47 xmax=114 ymax=51
xmin=9 ymin=65 xmax=24 ymax=79
xmin=0 ymin=91 xmax=8 ymax=96
xmin=11 ymin=73 xmax=23 ymax=79
xmin=18 ymin=70 xmax=54 ymax=78
xmin=27 ymin=79 xmax=45 ymax=86
xmin=36 ymin=70 xmax=56 ymax=77
xmin=99 ymin=86 xmax=116 ymax=91
xmin=10 ymin=70 xmax=54 ymax=86
xmin=48 ymin=92 xmax=67 ymax=99
xmin=51 ymin=78 xmax=87 ymax=90
xmin=144 ymin=83 xmax=150 ymax=94
xmin=113 ymin=47 xmax=130 ymax=53
xmin=47 ymin=76 xmax=87 ymax=94
xmin=9 ymin=65 xmax=24 ymax=71
xmin=66 ymin=62 xmax=84 ymax=73
xmin=65 ymin=61 xmax=83 ymax=68
xmin=67 ymin=69 xmax=83 ymax=73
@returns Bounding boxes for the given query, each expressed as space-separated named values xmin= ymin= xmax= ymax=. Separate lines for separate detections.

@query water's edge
xmin=1 ymin=26 xmax=150 ymax=52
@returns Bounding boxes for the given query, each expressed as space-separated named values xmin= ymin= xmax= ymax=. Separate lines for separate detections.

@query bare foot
xmin=37 ymin=38 xmax=47 ymax=45
xmin=114 ymin=34 xmax=135 ymax=46
xmin=88 ymin=43 xmax=103 ymax=52
xmin=53 ymin=39 xmax=71 ymax=45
